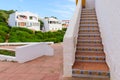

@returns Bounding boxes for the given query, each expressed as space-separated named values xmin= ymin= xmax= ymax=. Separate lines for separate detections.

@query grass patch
xmin=0 ymin=50 xmax=15 ymax=56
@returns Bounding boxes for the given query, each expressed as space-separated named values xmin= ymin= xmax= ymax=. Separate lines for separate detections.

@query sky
xmin=0 ymin=0 xmax=76 ymax=20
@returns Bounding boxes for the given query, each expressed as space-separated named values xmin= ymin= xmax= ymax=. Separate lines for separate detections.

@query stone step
xmin=81 ymin=16 xmax=97 ymax=18
xmin=72 ymin=62 xmax=110 ymax=78
xmin=81 ymin=13 xmax=96 ymax=15
xmin=80 ymin=24 xmax=98 ymax=26
xmin=76 ymin=52 xmax=105 ymax=56
xmin=77 ymin=40 xmax=102 ymax=44
xmin=79 ymin=30 xmax=100 ymax=32
xmin=80 ymin=26 xmax=99 ymax=28
xmin=78 ymin=34 xmax=100 ymax=37
xmin=75 ymin=56 xmax=105 ymax=62
xmin=76 ymin=47 xmax=103 ymax=53
xmin=77 ymin=46 xmax=103 ymax=49
xmin=77 ymin=43 xmax=103 ymax=47
xmin=78 ymin=37 xmax=101 ymax=40
xmin=76 ymin=52 xmax=105 ymax=62
xmin=79 ymin=28 xmax=99 ymax=30
xmin=80 ymin=21 xmax=98 ymax=24
xmin=79 ymin=31 xmax=100 ymax=34
xmin=80 ymin=20 xmax=98 ymax=23
xmin=81 ymin=19 xmax=97 ymax=22
xmin=82 ymin=10 xmax=95 ymax=12
xmin=81 ymin=18 xmax=97 ymax=20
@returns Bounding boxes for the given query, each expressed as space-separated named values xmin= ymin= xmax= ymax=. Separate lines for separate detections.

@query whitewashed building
xmin=8 ymin=11 xmax=40 ymax=31
xmin=62 ymin=20 xmax=70 ymax=28
xmin=44 ymin=17 xmax=62 ymax=31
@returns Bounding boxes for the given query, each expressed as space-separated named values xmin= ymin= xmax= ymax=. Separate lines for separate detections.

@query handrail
xmin=63 ymin=0 xmax=82 ymax=77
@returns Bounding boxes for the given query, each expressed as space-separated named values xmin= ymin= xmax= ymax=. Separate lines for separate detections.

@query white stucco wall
xmin=16 ymin=43 xmax=54 ymax=63
xmin=49 ymin=24 xmax=62 ymax=31
xmin=8 ymin=12 xmax=40 ymax=31
xmin=63 ymin=0 xmax=82 ymax=77
xmin=86 ymin=0 xmax=95 ymax=9
xmin=95 ymin=0 xmax=120 ymax=80
xmin=8 ymin=13 xmax=16 ymax=27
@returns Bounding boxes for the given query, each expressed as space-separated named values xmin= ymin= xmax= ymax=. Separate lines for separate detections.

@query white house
xmin=44 ymin=17 xmax=62 ymax=31
xmin=62 ymin=20 xmax=70 ymax=28
xmin=8 ymin=11 xmax=40 ymax=31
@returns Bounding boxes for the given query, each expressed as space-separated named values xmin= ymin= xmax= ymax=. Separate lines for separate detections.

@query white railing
xmin=63 ymin=0 xmax=82 ymax=77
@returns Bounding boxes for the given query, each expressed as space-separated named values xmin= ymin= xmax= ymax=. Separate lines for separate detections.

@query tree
xmin=38 ymin=20 xmax=44 ymax=30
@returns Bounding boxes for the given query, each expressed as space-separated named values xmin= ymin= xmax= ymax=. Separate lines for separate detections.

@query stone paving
xmin=0 ymin=43 xmax=63 ymax=80
xmin=0 ymin=43 xmax=110 ymax=80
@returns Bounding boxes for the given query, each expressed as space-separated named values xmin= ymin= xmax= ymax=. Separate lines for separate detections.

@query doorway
xmin=82 ymin=0 xmax=86 ymax=8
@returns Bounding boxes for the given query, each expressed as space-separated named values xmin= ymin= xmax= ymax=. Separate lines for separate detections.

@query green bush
xmin=10 ymin=27 xmax=33 ymax=34
xmin=0 ymin=50 xmax=15 ymax=56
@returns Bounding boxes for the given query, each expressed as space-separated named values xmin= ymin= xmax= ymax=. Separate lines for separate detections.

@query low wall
xmin=95 ymin=0 xmax=120 ymax=80
xmin=63 ymin=0 xmax=82 ymax=77
xmin=16 ymin=43 xmax=54 ymax=63
xmin=0 ymin=42 xmax=54 ymax=63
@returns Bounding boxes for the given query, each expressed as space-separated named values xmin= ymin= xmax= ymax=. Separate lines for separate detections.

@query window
xmin=29 ymin=16 xmax=33 ymax=20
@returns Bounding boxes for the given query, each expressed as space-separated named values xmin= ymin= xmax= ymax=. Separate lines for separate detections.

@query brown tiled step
xmin=80 ymin=26 xmax=99 ymax=29
xmin=76 ymin=52 xmax=105 ymax=56
xmin=80 ymin=22 xmax=98 ymax=24
xmin=79 ymin=31 xmax=100 ymax=34
xmin=81 ymin=17 xmax=97 ymax=20
xmin=75 ymin=56 xmax=105 ymax=62
xmin=77 ymin=46 xmax=103 ymax=50
xmin=82 ymin=8 xmax=95 ymax=11
xmin=82 ymin=10 xmax=96 ymax=13
xmin=77 ymin=40 xmax=102 ymax=43
xmin=81 ymin=16 xmax=97 ymax=18
xmin=81 ymin=18 xmax=97 ymax=21
xmin=81 ymin=13 xmax=96 ymax=15
xmin=77 ymin=43 xmax=103 ymax=47
xmin=78 ymin=34 xmax=100 ymax=37
xmin=78 ymin=37 xmax=101 ymax=40
xmin=72 ymin=62 xmax=110 ymax=78
xmin=79 ymin=28 xmax=99 ymax=30
xmin=80 ymin=24 xmax=98 ymax=26
xmin=75 ymin=53 xmax=105 ymax=62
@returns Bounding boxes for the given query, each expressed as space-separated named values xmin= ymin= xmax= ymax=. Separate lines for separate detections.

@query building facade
xmin=62 ymin=20 xmax=70 ymax=28
xmin=44 ymin=17 xmax=62 ymax=31
xmin=8 ymin=11 xmax=40 ymax=31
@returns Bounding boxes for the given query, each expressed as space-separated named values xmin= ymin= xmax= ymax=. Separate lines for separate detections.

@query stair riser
xmin=79 ymin=32 xmax=100 ymax=34
xmin=75 ymin=56 xmax=105 ymax=62
xmin=77 ymin=44 xmax=103 ymax=47
xmin=72 ymin=74 xmax=110 ymax=78
xmin=78 ymin=35 xmax=100 ymax=37
xmin=80 ymin=24 xmax=98 ymax=26
xmin=77 ymin=48 xmax=103 ymax=51
xmin=72 ymin=70 xmax=110 ymax=78
xmin=77 ymin=51 xmax=104 ymax=53
xmin=80 ymin=22 xmax=98 ymax=24
xmin=78 ymin=37 xmax=101 ymax=40
xmin=81 ymin=19 xmax=97 ymax=21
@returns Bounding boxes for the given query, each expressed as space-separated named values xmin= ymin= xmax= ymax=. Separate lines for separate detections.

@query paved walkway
xmin=0 ymin=43 xmax=110 ymax=80
xmin=0 ymin=43 xmax=63 ymax=80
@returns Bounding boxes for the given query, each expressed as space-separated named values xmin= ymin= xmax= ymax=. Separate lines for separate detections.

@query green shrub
xmin=0 ymin=50 xmax=15 ymax=56
xmin=10 ymin=27 xmax=33 ymax=34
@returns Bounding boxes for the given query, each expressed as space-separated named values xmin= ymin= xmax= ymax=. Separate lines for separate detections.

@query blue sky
xmin=0 ymin=0 xmax=76 ymax=20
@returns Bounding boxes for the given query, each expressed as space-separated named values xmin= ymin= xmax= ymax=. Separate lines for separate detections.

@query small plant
xmin=0 ymin=50 xmax=15 ymax=56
